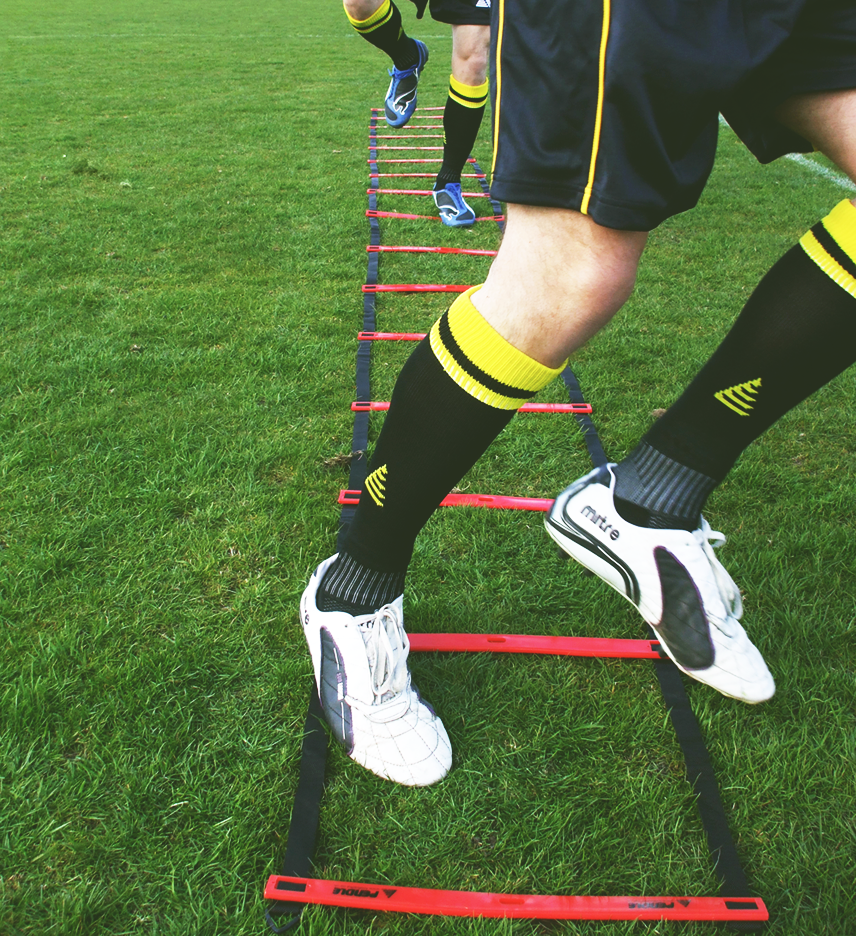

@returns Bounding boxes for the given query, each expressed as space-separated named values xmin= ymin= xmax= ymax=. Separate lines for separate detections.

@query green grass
xmin=2 ymin=2 xmax=855 ymax=935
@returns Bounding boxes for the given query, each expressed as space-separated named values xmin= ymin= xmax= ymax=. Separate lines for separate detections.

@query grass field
xmin=2 ymin=2 xmax=855 ymax=934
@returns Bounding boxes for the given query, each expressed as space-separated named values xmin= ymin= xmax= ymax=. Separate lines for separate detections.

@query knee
xmin=451 ymin=25 xmax=490 ymax=86
xmin=344 ymin=0 xmax=385 ymax=22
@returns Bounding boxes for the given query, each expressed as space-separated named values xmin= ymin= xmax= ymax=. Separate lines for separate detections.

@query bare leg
xmin=776 ymin=88 xmax=856 ymax=191
xmin=343 ymin=0 xmax=384 ymax=20
xmin=552 ymin=89 xmax=856 ymax=705
xmin=473 ymin=204 xmax=648 ymax=367
xmin=431 ymin=24 xmax=491 ymax=224
xmin=450 ymin=23 xmax=489 ymax=86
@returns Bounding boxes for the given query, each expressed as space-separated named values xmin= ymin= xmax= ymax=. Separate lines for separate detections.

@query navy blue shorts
xmin=409 ymin=0 xmax=492 ymax=26
xmin=489 ymin=0 xmax=856 ymax=230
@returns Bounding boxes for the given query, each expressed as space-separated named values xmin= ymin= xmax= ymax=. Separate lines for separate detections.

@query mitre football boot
xmin=545 ymin=464 xmax=775 ymax=703
xmin=300 ymin=554 xmax=452 ymax=785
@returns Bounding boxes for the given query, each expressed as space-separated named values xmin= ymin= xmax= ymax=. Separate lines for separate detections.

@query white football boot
xmin=300 ymin=555 xmax=452 ymax=786
xmin=545 ymin=464 xmax=775 ymax=703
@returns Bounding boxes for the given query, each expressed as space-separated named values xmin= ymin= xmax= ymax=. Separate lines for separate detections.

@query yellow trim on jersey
xmin=800 ymin=199 xmax=856 ymax=301
xmin=345 ymin=0 xmax=393 ymax=32
xmin=448 ymin=75 xmax=489 ymax=109
xmin=580 ymin=0 xmax=611 ymax=215
xmin=491 ymin=0 xmax=506 ymax=177
xmin=429 ymin=287 xmax=565 ymax=410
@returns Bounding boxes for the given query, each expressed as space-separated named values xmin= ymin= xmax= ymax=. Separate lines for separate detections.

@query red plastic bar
xmin=372 ymin=105 xmax=445 ymax=112
xmin=372 ymin=134 xmax=445 ymax=140
xmin=358 ymin=331 xmax=427 ymax=341
xmin=518 ymin=401 xmax=593 ymax=413
xmin=368 ymin=210 xmax=441 ymax=220
xmin=351 ymin=401 xmax=592 ymax=414
xmin=370 ymin=188 xmax=490 ymax=197
xmin=361 ymin=284 xmax=472 ymax=293
xmin=339 ymin=490 xmax=553 ymax=511
xmin=370 ymin=173 xmax=486 ymax=179
xmin=367 ymin=210 xmax=504 ymax=222
xmin=264 ymin=877 xmax=768 ymax=923
xmin=369 ymin=158 xmax=477 ymax=164
xmin=366 ymin=208 xmax=442 ymax=221
xmin=366 ymin=245 xmax=496 ymax=256
xmin=370 ymin=146 xmax=445 ymax=151
xmin=408 ymin=633 xmax=661 ymax=659
xmin=370 ymin=125 xmax=444 ymax=131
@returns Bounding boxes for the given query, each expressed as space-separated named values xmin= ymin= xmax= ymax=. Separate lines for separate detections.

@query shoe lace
xmin=364 ymin=605 xmax=411 ymax=703
xmin=388 ymin=63 xmax=418 ymax=81
xmin=694 ymin=516 xmax=743 ymax=623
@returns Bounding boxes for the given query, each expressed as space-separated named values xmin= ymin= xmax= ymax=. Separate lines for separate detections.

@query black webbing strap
xmin=567 ymin=375 xmax=761 ymax=927
xmin=267 ymin=124 xmax=381 ymax=935
xmin=265 ymin=690 xmax=328 ymax=933
xmin=268 ymin=118 xmax=761 ymax=931
xmin=561 ymin=366 xmax=608 ymax=468
xmin=650 ymin=647 xmax=765 ymax=932
xmin=338 ymin=120 xmax=380 ymax=547
xmin=470 ymin=157 xmax=504 ymax=233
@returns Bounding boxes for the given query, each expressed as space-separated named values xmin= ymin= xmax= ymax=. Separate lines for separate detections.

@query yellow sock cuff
xmin=345 ymin=0 xmax=393 ymax=32
xmin=800 ymin=199 xmax=856 ymax=300
xmin=448 ymin=75 xmax=489 ymax=109
xmin=429 ymin=287 xmax=565 ymax=410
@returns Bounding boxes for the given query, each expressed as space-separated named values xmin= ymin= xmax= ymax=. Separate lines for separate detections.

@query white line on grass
xmin=719 ymin=113 xmax=855 ymax=192
xmin=784 ymin=153 xmax=856 ymax=192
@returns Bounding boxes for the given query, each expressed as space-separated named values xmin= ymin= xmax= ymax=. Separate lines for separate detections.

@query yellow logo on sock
xmin=714 ymin=378 xmax=762 ymax=416
xmin=365 ymin=464 xmax=388 ymax=507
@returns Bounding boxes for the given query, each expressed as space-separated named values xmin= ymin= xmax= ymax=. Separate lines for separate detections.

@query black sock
xmin=317 ymin=551 xmax=406 ymax=614
xmin=346 ymin=0 xmax=418 ymax=71
xmin=434 ymin=77 xmax=488 ymax=190
xmin=613 ymin=443 xmax=716 ymax=530
xmin=615 ymin=199 xmax=856 ymax=526
xmin=327 ymin=289 xmax=563 ymax=602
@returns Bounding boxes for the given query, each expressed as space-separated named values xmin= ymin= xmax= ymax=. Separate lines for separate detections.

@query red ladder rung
xmin=264 ymin=877 xmax=768 ymax=922
xmin=339 ymin=490 xmax=553 ymax=511
xmin=370 ymin=173 xmax=486 ymax=179
xmin=367 ymin=210 xmax=504 ymax=222
xmin=372 ymin=134 xmax=445 ymax=140
xmin=370 ymin=188 xmax=490 ymax=197
xmin=361 ymin=283 xmax=472 ymax=293
xmin=366 ymin=245 xmax=496 ymax=255
xmin=408 ymin=632 xmax=661 ymax=658
xmin=350 ymin=401 xmax=592 ymax=414
xmin=358 ymin=331 xmax=427 ymax=341
xmin=369 ymin=158 xmax=477 ymax=164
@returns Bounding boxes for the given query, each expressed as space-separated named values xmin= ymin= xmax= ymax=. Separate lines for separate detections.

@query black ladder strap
xmin=265 ymin=690 xmax=328 ymax=933
xmin=561 ymin=366 xmax=608 ymax=468
xmin=268 ymin=114 xmax=761 ymax=930
xmin=651 ymin=651 xmax=765 ymax=932
xmin=470 ymin=156 xmax=504 ymax=233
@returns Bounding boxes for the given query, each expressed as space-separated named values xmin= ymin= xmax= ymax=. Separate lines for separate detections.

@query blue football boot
xmin=432 ymin=182 xmax=477 ymax=227
xmin=384 ymin=39 xmax=429 ymax=128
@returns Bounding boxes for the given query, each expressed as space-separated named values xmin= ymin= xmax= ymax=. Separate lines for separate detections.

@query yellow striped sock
xmin=800 ymin=199 xmax=856 ymax=300
xmin=448 ymin=75 xmax=489 ymax=109
xmin=429 ymin=287 xmax=565 ymax=410
xmin=345 ymin=0 xmax=393 ymax=33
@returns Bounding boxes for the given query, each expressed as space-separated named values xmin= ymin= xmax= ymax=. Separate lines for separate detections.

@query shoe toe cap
xmin=354 ymin=701 xmax=452 ymax=786
xmin=706 ymin=625 xmax=776 ymax=703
